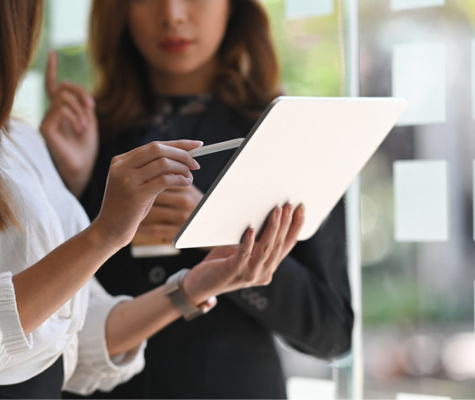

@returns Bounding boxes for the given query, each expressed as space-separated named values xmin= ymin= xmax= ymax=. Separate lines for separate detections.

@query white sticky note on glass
xmin=49 ymin=0 xmax=92 ymax=48
xmin=391 ymin=0 xmax=445 ymax=11
xmin=473 ymin=161 xmax=475 ymax=240
xmin=394 ymin=160 xmax=448 ymax=242
xmin=287 ymin=377 xmax=335 ymax=400
xmin=13 ymin=70 xmax=44 ymax=129
xmin=472 ymin=40 xmax=475 ymax=119
xmin=396 ymin=393 xmax=451 ymax=400
xmin=393 ymin=42 xmax=446 ymax=126
xmin=285 ymin=0 xmax=333 ymax=19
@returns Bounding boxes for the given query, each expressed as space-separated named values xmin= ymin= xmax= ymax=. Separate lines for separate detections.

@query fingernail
xmin=192 ymin=159 xmax=201 ymax=170
xmin=247 ymin=227 xmax=255 ymax=239
xmin=240 ymin=227 xmax=254 ymax=243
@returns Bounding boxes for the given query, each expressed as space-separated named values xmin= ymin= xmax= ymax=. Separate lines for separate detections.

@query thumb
xmin=45 ymin=50 xmax=58 ymax=98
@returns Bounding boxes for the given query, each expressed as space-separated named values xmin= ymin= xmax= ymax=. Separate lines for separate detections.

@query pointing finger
xmin=45 ymin=50 xmax=58 ymax=98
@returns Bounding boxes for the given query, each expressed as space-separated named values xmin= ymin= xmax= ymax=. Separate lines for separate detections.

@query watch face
xmin=183 ymin=296 xmax=218 ymax=321
xmin=200 ymin=296 xmax=218 ymax=313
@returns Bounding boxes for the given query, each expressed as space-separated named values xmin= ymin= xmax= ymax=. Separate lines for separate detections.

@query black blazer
xmin=64 ymin=96 xmax=353 ymax=399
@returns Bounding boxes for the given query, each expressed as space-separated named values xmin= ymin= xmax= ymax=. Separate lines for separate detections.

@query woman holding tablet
xmin=42 ymin=0 xmax=353 ymax=398
xmin=0 ymin=1 xmax=304 ymax=398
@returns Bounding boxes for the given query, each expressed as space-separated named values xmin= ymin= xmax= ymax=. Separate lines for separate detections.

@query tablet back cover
xmin=174 ymin=96 xmax=406 ymax=249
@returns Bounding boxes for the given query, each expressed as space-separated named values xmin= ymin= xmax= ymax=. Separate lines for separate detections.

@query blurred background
xmin=14 ymin=0 xmax=475 ymax=398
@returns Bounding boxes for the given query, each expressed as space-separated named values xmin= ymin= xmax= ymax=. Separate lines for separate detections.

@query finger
xmin=204 ymin=244 xmax=239 ymax=261
xmin=154 ymin=187 xmax=196 ymax=208
xmin=141 ymin=205 xmax=186 ymax=225
xmin=45 ymin=50 xmax=58 ymax=98
xmin=253 ymin=207 xmax=282 ymax=260
xmin=162 ymin=186 xmax=188 ymax=192
xmin=153 ymin=190 xmax=182 ymax=207
xmin=152 ymin=206 xmax=189 ymax=224
xmin=85 ymin=99 xmax=97 ymax=124
xmin=60 ymin=81 xmax=95 ymax=108
xmin=135 ymin=223 xmax=179 ymax=239
xmin=264 ymin=203 xmax=294 ymax=267
xmin=139 ymin=157 xmax=194 ymax=185
xmin=140 ymin=205 xmax=164 ymax=224
xmin=281 ymin=204 xmax=305 ymax=255
xmin=120 ymin=141 xmax=201 ymax=171
xmin=54 ymin=89 xmax=90 ymax=130
xmin=235 ymin=227 xmax=255 ymax=263
xmin=164 ymin=139 xmax=203 ymax=152
xmin=41 ymin=103 xmax=84 ymax=136
xmin=156 ymin=186 xmax=190 ymax=197
xmin=144 ymin=173 xmax=193 ymax=197
xmin=111 ymin=148 xmax=195 ymax=188
xmin=121 ymin=139 xmax=202 ymax=160
xmin=57 ymin=103 xmax=85 ymax=134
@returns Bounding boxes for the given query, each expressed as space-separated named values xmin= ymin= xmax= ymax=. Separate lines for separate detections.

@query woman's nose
xmin=159 ymin=0 xmax=187 ymax=27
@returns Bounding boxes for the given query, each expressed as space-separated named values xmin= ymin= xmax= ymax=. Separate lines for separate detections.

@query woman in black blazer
xmin=42 ymin=0 xmax=354 ymax=398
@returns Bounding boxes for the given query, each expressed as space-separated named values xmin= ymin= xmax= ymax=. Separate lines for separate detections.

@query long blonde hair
xmin=0 ymin=0 xmax=44 ymax=231
xmin=88 ymin=0 xmax=281 ymax=141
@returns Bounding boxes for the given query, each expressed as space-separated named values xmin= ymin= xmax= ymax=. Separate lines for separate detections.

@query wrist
xmin=180 ymin=268 xmax=217 ymax=306
xmin=86 ymin=218 xmax=123 ymax=255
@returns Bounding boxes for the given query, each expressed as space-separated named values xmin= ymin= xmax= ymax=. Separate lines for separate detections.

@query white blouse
xmin=0 ymin=120 xmax=145 ymax=394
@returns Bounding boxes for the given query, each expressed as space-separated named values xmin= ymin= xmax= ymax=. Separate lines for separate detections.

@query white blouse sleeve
xmin=0 ymin=272 xmax=31 ymax=371
xmin=63 ymin=278 xmax=146 ymax=395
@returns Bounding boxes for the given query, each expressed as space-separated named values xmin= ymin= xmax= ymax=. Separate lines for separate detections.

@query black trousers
xmin=0 ymin=356 xmax=63 ymax=399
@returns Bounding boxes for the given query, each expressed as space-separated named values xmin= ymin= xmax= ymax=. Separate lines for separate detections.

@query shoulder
xmin=5 ymin=119 xmax=51 ymax=163
xmin=8 ymin=118 xmax=43 ymax=141
xmin=5 ymin=119 xmax=57 ymax=177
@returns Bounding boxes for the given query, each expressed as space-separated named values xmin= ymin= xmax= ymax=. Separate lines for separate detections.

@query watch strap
xmin=164 ymin=269 xmax=217 ymax=321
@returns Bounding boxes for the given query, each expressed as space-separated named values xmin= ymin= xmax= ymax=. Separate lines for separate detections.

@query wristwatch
xmin=163 ymin=269 xmax=217 ymax=321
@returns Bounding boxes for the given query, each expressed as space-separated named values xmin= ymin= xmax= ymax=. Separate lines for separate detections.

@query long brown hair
xmin=88 ymin=0 xmax=281 ymax=140
xmin=0 ymin=0 xmax=44 ymax=231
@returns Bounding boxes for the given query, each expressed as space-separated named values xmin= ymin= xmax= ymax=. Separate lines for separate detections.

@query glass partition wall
xmin=358 ymin=1 xmax=475 ymax=398
xmin=13 ymin=0 xmax=475 ymax=398
xmin=264 ymin=0 xmax=475 ymax=398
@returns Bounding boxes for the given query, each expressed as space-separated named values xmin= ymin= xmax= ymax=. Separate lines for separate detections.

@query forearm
xmin=12 ymin=222 xmax=118 ymax=335
xmin=105 ymin=286 xmax=182 ymax=357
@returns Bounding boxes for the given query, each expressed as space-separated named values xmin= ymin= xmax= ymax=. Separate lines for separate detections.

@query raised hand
xmin=40 ymin=50 xmax=98 ymax=197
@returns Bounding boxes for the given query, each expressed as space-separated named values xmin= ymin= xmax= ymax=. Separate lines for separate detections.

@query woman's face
xmin=128 ymin=0 xmax=231 ymax=94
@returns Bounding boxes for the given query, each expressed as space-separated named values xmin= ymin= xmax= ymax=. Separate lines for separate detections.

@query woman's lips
xmin=160 ymin=37 xmax=192 ymax=53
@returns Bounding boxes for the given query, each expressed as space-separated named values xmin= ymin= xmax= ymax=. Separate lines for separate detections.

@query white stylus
xmin=189 ymin=138 xmax=245 ymax=158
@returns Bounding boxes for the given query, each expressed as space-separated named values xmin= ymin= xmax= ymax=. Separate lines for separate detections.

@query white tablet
xmin=173 ymin=96 xmax=407 ymax=249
